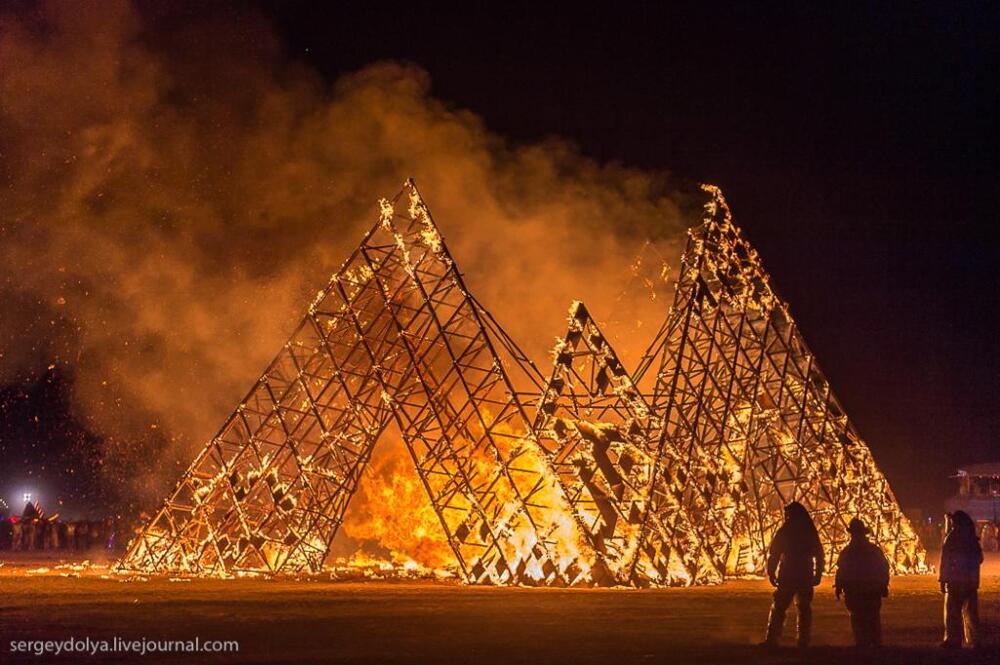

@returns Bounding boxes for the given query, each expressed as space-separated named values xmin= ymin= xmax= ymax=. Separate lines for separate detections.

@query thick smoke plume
xmin=0 ymin=1 xmax=695 ymax=515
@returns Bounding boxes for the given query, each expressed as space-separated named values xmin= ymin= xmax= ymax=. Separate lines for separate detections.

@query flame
xmin=477 ymin=416 xmax=593 ymax=585
xmin=339 ymin=438 xmax=454 ymax=570
xmin=337 ymin=412 xmax=593 ymax=584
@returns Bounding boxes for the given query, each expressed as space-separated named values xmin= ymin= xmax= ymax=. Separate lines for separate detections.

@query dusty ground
xmin=2 ymin=553 xmax=998 ymax=664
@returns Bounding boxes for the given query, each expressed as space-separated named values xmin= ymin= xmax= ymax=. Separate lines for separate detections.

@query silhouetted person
xmin=22 ymin=520 xmax=36 ymax=550
xmin=11 ymin=520 xmax=23 ymax=551
xmin=939 ymin=510 xmax=982 ymax=649
xmin=982 ymin=523 xmax=998 ymax=553
xmin=100 ymin=518 xmax=115 ymax=549
xmin=0 ymin=518 xmax=11 ymax=550
xmin=761 ymin=502 xmax=825 ymax=648
xmin=75 ymin=521 xmax=89 ymax=550
xmin=44 ymin=519 xmax=59 ymax=549
xmin=835 ymin=518 xmax=889 ymax=647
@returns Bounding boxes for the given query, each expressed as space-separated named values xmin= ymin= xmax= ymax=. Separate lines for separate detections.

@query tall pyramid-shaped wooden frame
xmin=118 ymin=181 xmax=926 ymax=584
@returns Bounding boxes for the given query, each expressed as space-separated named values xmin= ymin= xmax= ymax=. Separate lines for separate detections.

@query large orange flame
xmin=337 ymin=437 xmax=454 ymax=571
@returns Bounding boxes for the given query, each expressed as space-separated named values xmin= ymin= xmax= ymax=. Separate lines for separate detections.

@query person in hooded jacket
xmin=834 ymin=518 xmax=890 ymax=647
xmin=939 ymin=510 xmax=983 ymax=649
xmin=761 ymin=502 xmax=825 ymax=648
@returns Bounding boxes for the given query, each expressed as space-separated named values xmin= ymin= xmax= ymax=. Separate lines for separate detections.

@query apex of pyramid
xmin=700 ymin=183 xmax=733 ymax=229
xmin=397 ymin=179 xmax=444 ymax=255
xmin=688 ymin=183 xmax=779 ymax=314
xmin=567 ymin=300 xmax=589 ymax=322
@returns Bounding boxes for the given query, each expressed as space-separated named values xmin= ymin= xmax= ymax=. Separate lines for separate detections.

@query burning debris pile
xmin=117 ymin=181 xmax=926 ymax=585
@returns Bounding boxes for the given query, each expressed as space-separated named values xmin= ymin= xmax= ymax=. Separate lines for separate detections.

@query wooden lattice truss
xmin=632 ymin=186 xmax=926 ymax=576
xmin=117 ymin=181 xmax=926 ymax=584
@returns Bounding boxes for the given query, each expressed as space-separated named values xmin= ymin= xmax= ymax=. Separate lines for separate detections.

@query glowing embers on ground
xmin=117 ymin=180 xmax=927 ymax=585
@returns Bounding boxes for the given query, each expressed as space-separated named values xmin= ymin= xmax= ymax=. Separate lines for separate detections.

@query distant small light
xmin=23 ymin=492 xmax=32 ymax=503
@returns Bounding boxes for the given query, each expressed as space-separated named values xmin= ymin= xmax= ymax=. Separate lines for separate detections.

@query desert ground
xmin=2 ymin=553 xmax=997 ymax=664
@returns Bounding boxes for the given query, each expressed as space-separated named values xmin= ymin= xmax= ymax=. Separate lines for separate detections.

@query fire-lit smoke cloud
xmin=0 ymin=1 xmax=697 ymax=512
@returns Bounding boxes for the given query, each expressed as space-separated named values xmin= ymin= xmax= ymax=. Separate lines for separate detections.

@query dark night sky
xmin=253 ymin=1 xmax=998 ymax=513
xmin=3 ymin=1 xmax=997 ymax=516
xmin=262 ymin=2 xmax=1000 ymax=508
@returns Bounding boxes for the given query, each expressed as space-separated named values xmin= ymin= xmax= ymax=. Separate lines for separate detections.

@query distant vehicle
xmin=945 ymin=464 xmax=1000 ymax=552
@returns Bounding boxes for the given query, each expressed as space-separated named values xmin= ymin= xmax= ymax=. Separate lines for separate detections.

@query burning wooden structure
xmin=632 ymin=187 xmax=925 ymax=577
xmin=117 ymin=181 xmax=926 ymax=584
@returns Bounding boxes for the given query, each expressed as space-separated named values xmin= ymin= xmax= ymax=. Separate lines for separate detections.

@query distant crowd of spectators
xmin=0 ymin=516 xmax=119 ymax=551
xmin=0 ymin=502 xmax=128 ymax=552
xmin=913 ymin=521 xmax=943 ymax=549
xmin=910 ymin=519 xmax=999 ymax=552
xmin=978 ymin=522 xmax=999 ymax=552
